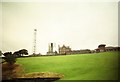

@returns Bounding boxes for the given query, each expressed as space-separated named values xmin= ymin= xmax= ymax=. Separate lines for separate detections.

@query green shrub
xmin=3 ymin=52 xmax=16 ymax=65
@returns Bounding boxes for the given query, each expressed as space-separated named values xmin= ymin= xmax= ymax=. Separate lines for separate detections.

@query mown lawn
xmin=16 ymin=51 xmax=119 ymax=80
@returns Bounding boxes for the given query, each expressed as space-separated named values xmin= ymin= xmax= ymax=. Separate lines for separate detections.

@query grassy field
xmin=16 ymin=51 xmax=119 ymax=80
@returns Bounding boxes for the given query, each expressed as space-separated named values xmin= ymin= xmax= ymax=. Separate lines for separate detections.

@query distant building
xmin=47 ymin=43 xmax=120 ymax=55
xmin=59 ymin=45 xmax=71 ymax=55
xmin=95 ymin=44 xmax=106 ymax=52
xmin=95 ymin=44 xmax=120 ymax=52
xmin=105 ymin=47 xmax=120 ymax=51
xmin=47 ymin=43 xmax=57 ymax=55
xmin=70 ymin=49 xmax=91 ymax=54
xmin=99 ymin=44 xmax=106 ymax=52
xmin=58 ymin=45 xmax=91 ymax=55
xmin=95 ymin=48 xmax=100 ymax=53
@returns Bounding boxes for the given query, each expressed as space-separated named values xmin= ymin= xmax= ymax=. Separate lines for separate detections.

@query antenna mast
xmin=33 ymin=29 xmax=37 ymax=55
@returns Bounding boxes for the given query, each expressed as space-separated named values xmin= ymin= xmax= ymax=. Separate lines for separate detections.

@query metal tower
xmin=33 ymin=29 xmax=37 ymax=55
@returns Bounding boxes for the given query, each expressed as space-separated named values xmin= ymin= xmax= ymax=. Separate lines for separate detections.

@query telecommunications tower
xmin=33 ymin=29 xmax=37 ymax=55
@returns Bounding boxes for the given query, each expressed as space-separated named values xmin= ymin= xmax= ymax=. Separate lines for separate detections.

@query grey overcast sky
xmin=0 ymin=0 xmax=118 ymax=54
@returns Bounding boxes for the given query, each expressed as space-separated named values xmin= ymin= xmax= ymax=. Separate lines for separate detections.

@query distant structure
xmin=47 ymin=43 xmax=57 ymax=55
xmin=105 ymin=46 xmax=120 ymax=51
xmin=46 ymin=43 xmax=120 ymax=55
xmin=59 ymin=45 xmax=71 ymax=55
xmin=95 ymin=44 xmax=120 ymax=52
xmin=58 ymin=45 xmax=91 ymax=55
xmin=33 ymin=29 xmax=37 ymax=55
xmin=70 ymin=49 xmax=91 ymax=54
xmin=49 ymin=43 xmax=53 ymax=53
xmin=96 ymin=44 xmax=106 ymax=52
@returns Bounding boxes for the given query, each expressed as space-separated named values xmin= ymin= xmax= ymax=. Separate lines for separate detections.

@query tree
xmin=13 ymin=51 xmax=21 ymax=57
xmin=19 ymin=49 xmax=28 ymax=56
xmin=13 ymin=49 xmax=28 ymax=57
xmin=0 ymin=50 xmax=2 ymax=56
xmin=3 ymin=52 xmax=16 ymax=65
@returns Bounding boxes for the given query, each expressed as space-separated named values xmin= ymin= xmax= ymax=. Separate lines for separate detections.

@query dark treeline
xmin=1 ymin=49 xmax=28 ymax=64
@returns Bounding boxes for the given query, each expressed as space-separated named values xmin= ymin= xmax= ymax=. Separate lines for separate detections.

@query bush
xmin=3 ymin=52 xmax=16 ymax=65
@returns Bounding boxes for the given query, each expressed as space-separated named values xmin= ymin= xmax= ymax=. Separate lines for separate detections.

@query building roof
xmin=98 ymin=44 xmax=106 ymax=47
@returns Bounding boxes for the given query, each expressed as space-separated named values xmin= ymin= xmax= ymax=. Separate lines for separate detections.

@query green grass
xmin=16 ymin=51 xmax=119 ymax=80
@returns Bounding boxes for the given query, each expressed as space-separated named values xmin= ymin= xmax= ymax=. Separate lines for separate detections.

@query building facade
xmin=70 ymin=49 xmax=91 ymax=54
xmin=95 ymin=44 xmax=120 ymax=52
xmin=59 ymin=45 xmax=91 ymax=55
xmin=105 ymin=47 xmax=120 ymax=51
xmin=47 ymin=43 xmax=57 ymax=55
xmin=59 ymin=45 xmax=71 ymax=55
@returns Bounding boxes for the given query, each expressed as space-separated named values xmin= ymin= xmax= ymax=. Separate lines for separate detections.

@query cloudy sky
xmin=0 ymin=0 xmax=118 ymax=54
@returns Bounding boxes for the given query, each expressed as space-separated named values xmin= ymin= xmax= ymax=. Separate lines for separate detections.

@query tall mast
xmin=33 ymin=29 xmax=37 ymax=55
